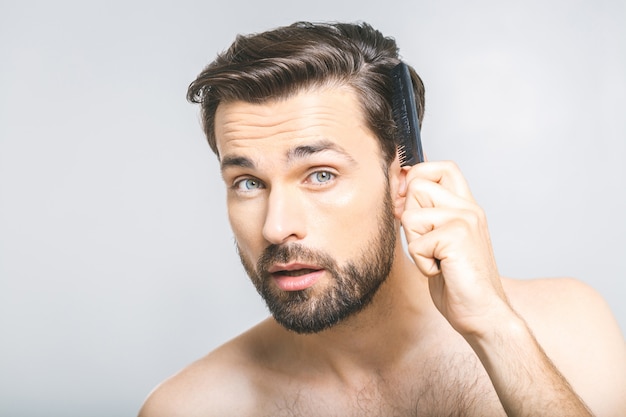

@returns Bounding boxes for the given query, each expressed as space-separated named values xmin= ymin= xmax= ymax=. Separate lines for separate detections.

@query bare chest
xmin=258 ymin=352 xmax=506 ymax=417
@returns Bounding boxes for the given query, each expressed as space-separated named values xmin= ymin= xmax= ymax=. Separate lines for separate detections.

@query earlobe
xmin=389 ymin=161 xmax=409 ymax=220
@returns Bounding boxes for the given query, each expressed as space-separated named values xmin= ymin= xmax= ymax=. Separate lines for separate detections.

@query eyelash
xmin=306 ymin=170 xmax=336 ymax=185
xmin=232 ymin=177 xmax=264 ymax=192
xmin=231 ymin=169 xmax=336 ymax=193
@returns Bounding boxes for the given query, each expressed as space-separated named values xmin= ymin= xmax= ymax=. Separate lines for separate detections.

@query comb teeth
xmin=390 ymin=62 xmax=424 ymax=167
xmin=397 ymin=144 xmax=408 ymax=163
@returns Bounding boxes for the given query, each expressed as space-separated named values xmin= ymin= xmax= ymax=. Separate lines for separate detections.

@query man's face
xmin=215 ymin=86 xmax=398 ymax=333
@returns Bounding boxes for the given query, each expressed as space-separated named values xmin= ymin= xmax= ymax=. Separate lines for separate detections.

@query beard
xmin=237 ymin=189 xmax=397 ymax=334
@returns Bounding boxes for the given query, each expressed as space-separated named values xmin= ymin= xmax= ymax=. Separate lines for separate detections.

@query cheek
xmin=312 ymin=179 xmax=388 ymax=249
xmin=227 ymin=200 xmax=265 ymax=257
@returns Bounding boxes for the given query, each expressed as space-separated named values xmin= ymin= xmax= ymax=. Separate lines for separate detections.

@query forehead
xmin=214 ymin=86 xmax=377 ymax=159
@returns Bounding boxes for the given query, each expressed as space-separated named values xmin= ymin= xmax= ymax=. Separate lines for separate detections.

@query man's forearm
xmin=466 ymin=311 xmax=594 ymax=417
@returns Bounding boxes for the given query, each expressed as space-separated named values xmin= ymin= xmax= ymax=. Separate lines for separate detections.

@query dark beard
xmin=237 ymin=190 xmax=397 ymax=334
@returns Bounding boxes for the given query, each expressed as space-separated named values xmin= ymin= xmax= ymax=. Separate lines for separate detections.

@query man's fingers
xmin=403 ymin=177 xmax=470 ymax=210
xmin=405 ymin=226 xmax=448 ymax=278
xmin=402 ymin=207 xmax=473 ymax=237
xmin=404 ymin=160 xmax=474 ymax=202
xmin=402 ymin=207 xmax=490 ymax=277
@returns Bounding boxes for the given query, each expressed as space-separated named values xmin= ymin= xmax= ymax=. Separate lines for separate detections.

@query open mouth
xmin=269 ymin=264 xmax=325 ymax=291
xmin=273 ymin=268 xmax=321 ymax=277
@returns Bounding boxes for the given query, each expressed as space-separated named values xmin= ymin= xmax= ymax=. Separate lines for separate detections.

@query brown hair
xmin=187 ymin=21 xmax=425 ymax=164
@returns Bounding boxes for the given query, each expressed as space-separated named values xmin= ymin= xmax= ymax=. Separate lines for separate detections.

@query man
xmin=139 ymin=22 xmax=626 ymax=416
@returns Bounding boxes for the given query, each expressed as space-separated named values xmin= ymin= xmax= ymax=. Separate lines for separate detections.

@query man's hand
xmin=400 ymin=160 xmax=511 ymax=337
xmin=399 ymin=160 xmax=595 ymax=417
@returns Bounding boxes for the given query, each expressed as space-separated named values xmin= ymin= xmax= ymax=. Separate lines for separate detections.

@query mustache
xmin=257 ymin=243 xmax=337 ymax=275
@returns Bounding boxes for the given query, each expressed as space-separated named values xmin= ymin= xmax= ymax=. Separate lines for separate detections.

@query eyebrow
xmin=287 ymin=140 xmax=355 ymax=163
xmin=220 ymin=139 xmax=355 ymax=172
xmin=220 ymin=155 xmax=255 ymax=171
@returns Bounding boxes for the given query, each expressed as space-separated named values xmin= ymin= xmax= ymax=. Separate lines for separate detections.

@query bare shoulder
xmin=503 ymin=277 xmax=626 ymax=416
xmin=138 ymin=319 xmax=279 ymax=417
xmin=137 ymin=352 xmax=252 ymax=417
xmin=502 ymin=277 xmax=623 ymax=346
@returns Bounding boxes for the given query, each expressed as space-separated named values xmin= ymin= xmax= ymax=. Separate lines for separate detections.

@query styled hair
xmin=187 ymin=21 xmax=425 ymax=164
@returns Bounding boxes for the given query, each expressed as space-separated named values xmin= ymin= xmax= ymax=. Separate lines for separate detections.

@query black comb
xmin=391 ymin=62 xmax=424 ymax=167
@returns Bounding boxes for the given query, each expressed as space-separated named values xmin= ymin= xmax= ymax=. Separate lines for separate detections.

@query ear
xmin=388 ymin=158 xmax=409 ymax=220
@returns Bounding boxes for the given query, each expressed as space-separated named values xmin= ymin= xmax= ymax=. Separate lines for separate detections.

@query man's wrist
xmin=462 ymin=302 xmax=530 ymax=356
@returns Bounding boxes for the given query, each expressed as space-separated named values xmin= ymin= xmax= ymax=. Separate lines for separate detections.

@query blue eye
xmin=235 ymin=178 xmax=263 ymax=191
xmin=309 ymin=171 xmax=335 ymax=184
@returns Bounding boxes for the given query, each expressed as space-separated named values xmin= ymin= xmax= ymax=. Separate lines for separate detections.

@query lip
xmin=268 ymin=262 xmax=322 ymax=274
xmin=269 ymin=263 xmax=325 ymax=291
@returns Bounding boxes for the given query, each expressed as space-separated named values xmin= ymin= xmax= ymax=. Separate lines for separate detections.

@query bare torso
xmin=139 ymin=277 xmax=626 ymax=417
xmin=172 ymin=318 xmax=506 ymax=417
xmin=230 ymin=329 xmax=505 ymax=416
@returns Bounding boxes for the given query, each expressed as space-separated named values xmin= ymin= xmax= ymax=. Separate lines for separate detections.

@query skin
xmin=139 ymin=86 xmax=626 ymax=416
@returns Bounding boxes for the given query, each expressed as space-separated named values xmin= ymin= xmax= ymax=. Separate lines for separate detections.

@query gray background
xmin=1 ymin=0 xmax=624 ymax=416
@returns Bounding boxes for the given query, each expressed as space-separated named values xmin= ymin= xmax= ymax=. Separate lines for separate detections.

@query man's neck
xmin=280 ymin=251 xmax=444 ymax=378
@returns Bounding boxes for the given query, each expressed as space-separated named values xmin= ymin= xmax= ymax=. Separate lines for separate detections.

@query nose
xmin=262 ymin=186 xmax=306 ymax=245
